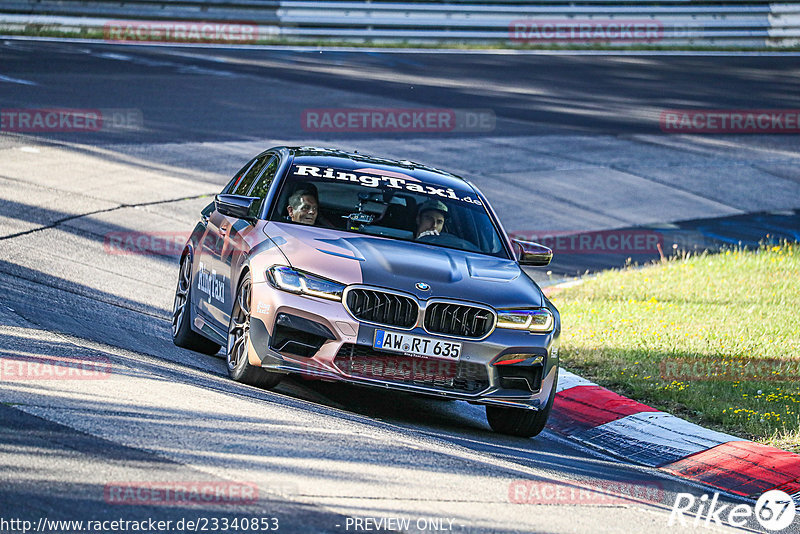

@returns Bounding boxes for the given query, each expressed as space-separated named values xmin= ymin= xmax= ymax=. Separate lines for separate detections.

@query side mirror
xmin=215 ymin=194 xmax=259 ymax=221
xmin=513 ymin=239 xmax=553 ymax=266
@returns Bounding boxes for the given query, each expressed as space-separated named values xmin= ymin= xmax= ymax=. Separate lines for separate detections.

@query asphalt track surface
xmin=1 ymin=39 xmax=799 ymax=533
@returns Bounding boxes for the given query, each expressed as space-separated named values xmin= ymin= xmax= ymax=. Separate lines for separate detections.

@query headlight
xmin=496 ymin=308 xmax=554 ymax=333
xmin=266 ymin=266 xmax=345 ymax=301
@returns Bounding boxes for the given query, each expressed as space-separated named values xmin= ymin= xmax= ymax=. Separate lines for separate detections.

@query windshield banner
xmin=290 ymin=165 xmax=483 ymax=205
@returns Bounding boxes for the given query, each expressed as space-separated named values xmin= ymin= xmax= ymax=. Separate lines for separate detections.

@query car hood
xmin=264 ymin=222 xmax=544 ymax=308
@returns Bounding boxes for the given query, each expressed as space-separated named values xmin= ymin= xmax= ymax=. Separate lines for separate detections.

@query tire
xmin=486 ymin=371 xmax=558 ymax=438
xmin=172 ymin=255 xmax=222 ymax=355
xmin=226 ymin=272 xmax=282 ymax=389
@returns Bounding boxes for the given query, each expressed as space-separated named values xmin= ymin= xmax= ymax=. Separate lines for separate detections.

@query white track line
xmin=0 ymin=74 xmax=37 ymax=85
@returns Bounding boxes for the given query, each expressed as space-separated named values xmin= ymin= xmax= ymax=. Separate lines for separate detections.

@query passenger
xmin=287 ymin=189 xmax=318 ymax=225
xmin=415 ymin=199 xmax=448 ymax=239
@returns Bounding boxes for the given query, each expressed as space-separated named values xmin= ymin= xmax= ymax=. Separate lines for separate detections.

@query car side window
xmin=248 ymin=156 xmax=279 ymax=215
xmin=232 ymin=154 xmax=271 ymax=196
xmin=223 ymin=158 xmax=256 ymax=194
xmin=248 ymin=156 xmax=279 ymax=200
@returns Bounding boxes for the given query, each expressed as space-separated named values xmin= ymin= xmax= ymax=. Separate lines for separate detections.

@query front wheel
xmin=486 ymin=372 xmax=558 ymax=438
xmin=227 ymin=273 xmax=282 ymax=389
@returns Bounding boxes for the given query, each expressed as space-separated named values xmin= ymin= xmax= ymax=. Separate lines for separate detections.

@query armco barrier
xmin=1 ymin=0 xmax=800 ymax=47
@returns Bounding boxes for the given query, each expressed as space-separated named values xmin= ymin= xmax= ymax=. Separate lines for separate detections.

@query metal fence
xmin=2 ymin=0 xmax=800 ymax=47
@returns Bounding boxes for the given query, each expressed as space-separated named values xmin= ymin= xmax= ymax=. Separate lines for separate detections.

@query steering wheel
xmin=417 ymin=232 xmax=480 ymax=252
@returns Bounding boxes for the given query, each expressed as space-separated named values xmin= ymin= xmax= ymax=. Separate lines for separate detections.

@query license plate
xmin=373 ymin=330 xmax=461 ymax=360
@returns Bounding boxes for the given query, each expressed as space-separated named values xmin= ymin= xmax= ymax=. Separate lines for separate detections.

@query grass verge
xmin=550 ymin=243 xmax=800 ymax=452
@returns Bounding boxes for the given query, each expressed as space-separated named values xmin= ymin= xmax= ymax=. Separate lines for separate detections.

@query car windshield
xmin=270 ymin=163 xmax=508 ymax=258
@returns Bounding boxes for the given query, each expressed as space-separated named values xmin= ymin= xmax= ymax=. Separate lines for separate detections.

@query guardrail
xmin=2 ymin=1 xmax=800 ymax=47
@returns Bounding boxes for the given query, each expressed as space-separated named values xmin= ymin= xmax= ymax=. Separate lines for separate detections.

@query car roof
xmin=275 ymin=146 xmax=475 ymax=192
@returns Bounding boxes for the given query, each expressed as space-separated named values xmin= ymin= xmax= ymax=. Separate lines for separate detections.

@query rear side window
xmin=223 ymin=158 xmax=256 ymax=194
xmin=232 ymin=155 xmax=272 ymax=196
xmin=248 ymin=156 xmax=279 ymax=215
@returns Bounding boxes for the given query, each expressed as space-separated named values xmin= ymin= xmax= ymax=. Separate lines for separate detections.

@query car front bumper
xmin=247 ymin=284 xmax=559 ymax=410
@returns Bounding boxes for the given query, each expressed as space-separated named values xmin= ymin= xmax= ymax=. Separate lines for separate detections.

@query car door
xmin=192 ymin=157 xmax=254 ymax=331
xmin=197 ymin=154 xmax=279 ymax=334
xmin=217 ymin=153 xmax=280 ymax=316
xmin=194 ymin=155 xmax=262 ymax=329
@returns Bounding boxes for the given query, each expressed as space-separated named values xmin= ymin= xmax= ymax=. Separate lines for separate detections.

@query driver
xmin=415 ymin=200 xmax=448 ymax=239
xmin=287 ymin=189 xmax=318 ymax=225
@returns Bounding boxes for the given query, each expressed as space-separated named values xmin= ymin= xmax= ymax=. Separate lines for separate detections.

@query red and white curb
xmin=548 ymin=368 xmax=800 ymax=503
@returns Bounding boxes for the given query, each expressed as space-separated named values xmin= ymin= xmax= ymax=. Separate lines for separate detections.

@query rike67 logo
xmin=669 ymin=490 xmax=797 ymax=531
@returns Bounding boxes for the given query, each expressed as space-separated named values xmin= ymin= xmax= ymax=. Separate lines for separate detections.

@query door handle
xmin=219 ymin=225 xmax=229 ymax=235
